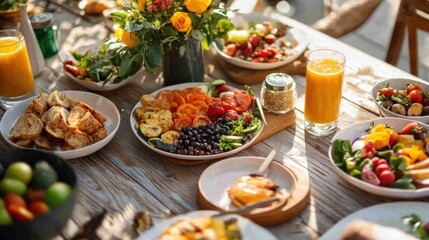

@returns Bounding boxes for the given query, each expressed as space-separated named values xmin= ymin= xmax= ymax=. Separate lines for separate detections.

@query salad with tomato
xmin=133 ymin=80 xmax=263 ymax=156
xmin=332 ymin=122 xmax=429 ymax=189
xmin=377 ymin=83 xmax=429 ymax=116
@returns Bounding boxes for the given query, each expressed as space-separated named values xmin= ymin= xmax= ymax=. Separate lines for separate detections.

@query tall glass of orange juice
xmin=0 ymin=30 xmax=35 ymax=109
xmin=304 ymin=49 xmax=345 ymax=136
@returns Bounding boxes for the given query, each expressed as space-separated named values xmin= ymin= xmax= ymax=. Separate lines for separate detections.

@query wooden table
xmin=1 ymin=1 xmax=428 ymax=239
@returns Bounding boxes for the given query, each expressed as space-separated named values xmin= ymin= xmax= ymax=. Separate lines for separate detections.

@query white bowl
xmin=137 ymin=210 xmax=277 ymax=240
xmin=328 ymin=117 xmax=429 ymax=198
xmin=130 ymin=82 xmax=264 ymax=161
xmin=64 ymin=68 xmax=144 ymax=91
xmin=213 ymin=13 xmax=309 ymax=70
xmin=199 ymin=156 xmax=295 ymax=211
xmin=371 ymin=78 xmax=429 ymax=123
xmin=0 ymin=91 xmax=120 ymax=159
xmin=321 ymin=201 xmax=429 ymax=240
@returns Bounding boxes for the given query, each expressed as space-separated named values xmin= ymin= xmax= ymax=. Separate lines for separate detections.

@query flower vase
xmin=162 ymin=38 xmax=204 ymax=86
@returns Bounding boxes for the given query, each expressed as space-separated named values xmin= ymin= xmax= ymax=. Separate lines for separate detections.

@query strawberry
xmin=221 ymin=101 xmax=234 ymax=111
xmin=224 ymin=110 xmax=239 ymax=120
xmin=207 ymin=104 xmax=225 ymax=121
xmin=64 ymin=64 xmax=79 ymax=76
xmin=266 ymin=48 xmax=277 ymax=58
xmin=224 ymin=44 xmax=237 ymax=57
xmin=243 ymin=114 xmax=253 ymax=123
xmin=216 ymin=85 xmax=229 ymax=95
xmin=241 ymin=42 xmax=253 ymax=57
xmin=259 ymin=49 xmax=268 ymax=58
xmin=250 ymin=36 xmax=260 ymax=48
xmin=264 ymin=34 xmax=276 ymax=44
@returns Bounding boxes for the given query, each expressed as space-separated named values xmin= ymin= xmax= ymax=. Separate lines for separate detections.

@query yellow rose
xmin=114 ymin=28 xmax=138 ymax=48
xmin=170 ymin=12 xmax=192 ymax=35
xmin=184 ymin=0 xmax=212 ymax=14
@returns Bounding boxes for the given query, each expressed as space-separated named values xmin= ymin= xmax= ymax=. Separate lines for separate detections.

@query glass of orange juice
xmin=304 ymin=49 xmax=345 ymax=136
xmin=0 ymin=30 xmax=35 ymax=109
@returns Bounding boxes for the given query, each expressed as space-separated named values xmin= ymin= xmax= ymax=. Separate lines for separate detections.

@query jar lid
xmin=30 ymin=13 xmax=54 ymax=29
xmin=264 ymin=73 xmax=294 ymax=91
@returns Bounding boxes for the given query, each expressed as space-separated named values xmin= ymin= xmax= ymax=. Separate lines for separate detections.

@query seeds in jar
xmin=262 ymin=90 xmax=294 ymax=113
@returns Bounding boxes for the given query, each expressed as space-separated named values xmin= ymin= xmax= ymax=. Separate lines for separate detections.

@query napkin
xmin=217 ymin=51 xmax=308 ymax=85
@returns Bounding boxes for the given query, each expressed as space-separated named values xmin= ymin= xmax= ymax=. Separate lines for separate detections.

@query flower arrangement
xmin=110 ymin=0 xmax=234 ymax=79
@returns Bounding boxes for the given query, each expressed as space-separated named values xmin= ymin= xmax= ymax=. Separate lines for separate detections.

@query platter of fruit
xmin=372 ymin=78 xmax=429 ymax=122
xmin=213 ymin=13 xmax=308 ymax=70
xmin=130 ymin=80 xmax=264 ymax=161
xmin=137 ymin=210 xmax=277 ymax=240
xmin=329 ymin=117 xmax=429 ymax=198
xmin=59 ymin=42 xmax=144 ymax=91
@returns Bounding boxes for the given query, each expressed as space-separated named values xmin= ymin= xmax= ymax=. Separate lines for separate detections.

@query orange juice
xmin=304 ymin=58 xmax=344 ymax=123
xmin=0 ymin=35 xmax=34 ymax=98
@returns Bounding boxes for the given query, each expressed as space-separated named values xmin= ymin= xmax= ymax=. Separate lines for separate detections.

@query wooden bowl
xmin=198 ymin=156 xmax=310 ymax=226
xmin=0 ymin=1 xmax=30 ymax=22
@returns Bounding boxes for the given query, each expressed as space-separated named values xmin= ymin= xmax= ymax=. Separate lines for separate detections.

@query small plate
xmin=321 ymin=201 xmax=429 ymax=240
xmin=371 ymin=78 xmax=429 ymax=123
xmin=130 ymin=82 xmax=264 ymax=161
xmin=0 ymin=91 xmax=120 ymax=159
xmin=137 ymin=210 xmax=277 ymax=240
xmin=213 ymin=13 xmax=308 ymax=70
xmin=329 ymin=117 xmax=429 ymax=198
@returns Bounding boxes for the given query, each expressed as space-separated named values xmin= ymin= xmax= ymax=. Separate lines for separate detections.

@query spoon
xmin=213 ymin=196 xmax=285 ymax=217
xmin=252 ymin=142 xmax=282 ymax=176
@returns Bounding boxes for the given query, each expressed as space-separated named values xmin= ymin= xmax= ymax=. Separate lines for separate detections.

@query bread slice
xmin=13 ymin=139 xmax=33 ymax=147
xmin=26 ymin=93 xmax=49 ymax=117
xmin=34 ymin=132 xmax=55 ymax=149
xmin=47 ymin=91 xmax=71 ymax=109
xmin=91 ymin=127 xmax=107 ymax=142
xmin=75 ymin=102 xmax=107 ymax=124
xmin=44 ymin=106 xmax=70 ymax=139
xmin=9 ymin=113 xmax=43 ymax=141
xmin=66 ymin=95 xmax=81 ymax=108
xmin=64 ymin=129 xmax=92 ymax=149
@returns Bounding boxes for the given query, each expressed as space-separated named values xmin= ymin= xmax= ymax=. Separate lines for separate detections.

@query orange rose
xmin=114 ymin=28 xmax=138 ymax=48
xmin=170 ymin=12 xmax=192 ymax=35
xmin=184 ymin=0 xmax=212 ymax=14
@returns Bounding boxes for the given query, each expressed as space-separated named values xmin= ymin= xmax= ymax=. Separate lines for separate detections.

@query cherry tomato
xmin=398 ymin=122 xmax=422 ymax=135
xmin=64 ymin=64 xmax=79 ymax=76
xmin=375 ymin=164 xmax=391 ymax=176
xmin=4 ymin=193 xmax=26 ymax=210
xmin=192 ymin=116 xmax=211 ymax=126
xmin=28 ymin=201 xmax=50 ymax=217
xmin=173 ymin=116 xmax=193 ymax=131
xmin=221 ymin=101 xmax=235 ymax=111
xmin=63 ymin=60 xmax=74 ymax=66
xmin=407 ymin=83 xmax=423 ymax=94
xmin=224 ymin=44 xmax=237 ymax=57
xmin=379 ymin=87 xmax=394 ymax=98
xmin=408 ymin=90 xmax=423 ymax=103
xmin=379 ymin=170 xmax=395 ymax=187
xmin=371 ymin=157 xmax=382 ymax=167
xmin=7 ymin=205 xmax=34 ymax=222
xmin=25 ymin=189 xmax=45 ymax=203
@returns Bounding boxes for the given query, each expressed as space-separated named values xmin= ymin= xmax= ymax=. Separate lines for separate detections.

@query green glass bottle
xmin=30 ymin=13 xmax=58 ymax=59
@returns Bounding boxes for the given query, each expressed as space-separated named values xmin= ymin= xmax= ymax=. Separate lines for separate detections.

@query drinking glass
xmin=0 ymin=29 xmax=35 ymax=109
xmin=304 ymin=49 xmax=345 ymax=136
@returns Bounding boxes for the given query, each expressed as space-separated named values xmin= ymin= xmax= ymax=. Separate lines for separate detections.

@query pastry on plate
xmin=340 ymin=219 xmax=418 ymax=240
xmin=228 ymin=174 xmax=279 ymax=207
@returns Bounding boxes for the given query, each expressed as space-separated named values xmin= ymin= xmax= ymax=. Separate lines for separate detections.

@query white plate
xmin=0 ymin=91 xmax=120 ymax=159
xmin=213 ymin=13 xmax=308 ymax=70
xmin=371 ymin=78 xmax=429 ymax=123
xmin=329 ymin=117 xmax=429 ymax=198
xmin=130 ymin=82 xmax=264 ymax=161
xmin=199 ymin=156 xmax=294 ymax=211
xmin=138 ymin=210 xmax=277 ymax=240
xmin=321 ymin=201 xmax=429 ymax=240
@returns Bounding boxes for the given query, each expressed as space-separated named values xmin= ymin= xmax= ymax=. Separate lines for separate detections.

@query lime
xmin=0 ymin=208 xmax=12 ymax=225
xmin=5 ymin=162 xmax=32 ymax=184
xmin=0 ymin=178 xmax=27 ymax=196
xmin=31 ymin=161 xmax=58 ymax=190
xmin=44 ymin=182 xmax=72 ymax=209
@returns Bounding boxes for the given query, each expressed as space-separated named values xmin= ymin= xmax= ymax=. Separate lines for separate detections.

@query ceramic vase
xmin=19 ymin=4 xmax=45 ymax=77
xmin=162 ymin=38 xmax=204 ymax=86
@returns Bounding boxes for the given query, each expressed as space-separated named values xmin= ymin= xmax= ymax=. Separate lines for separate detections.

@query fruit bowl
xmin=0 ymin=149 xmax=76 ymax=240
xmin=371 ymin=78 xmax=429 ymax=123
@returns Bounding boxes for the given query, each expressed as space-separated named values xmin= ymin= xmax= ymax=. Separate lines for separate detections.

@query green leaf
xmin=118 ymin=57 xmax=133 ymax=77
xmin=191 ymin=30 xmax=204 ymax=40
xmin=145 ymin=44 xmax=162 ymax=69
xmin=125 ymin=22 xmax=144 ymax=32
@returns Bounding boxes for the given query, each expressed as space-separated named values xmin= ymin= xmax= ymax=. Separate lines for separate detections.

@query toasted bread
xmin=64 ymin=129 xmax=92 ymax=149
xmin=9 ymin=113 xmax=43 ymax=141
xmin=68 ymin=106 xmax=103 ymax=134
xmin=47 ymin=91 xmax=71 ymax=109
xmin=91 ymin=127 xmax=107 ymax=142
xmin=25 ymin=93 xmax=49 ymax=117
xmin=44 ymin=106 xmax=70 ymax=139
xmin=34 ymin=132 xmax=55 ymax=149
xmin=75 ymin=102 xmax=107 ymax=124
xmin=66 ymin=95 xmax=81 ymax=108
xmin=14 ymin=139 xmax=33 ymax=147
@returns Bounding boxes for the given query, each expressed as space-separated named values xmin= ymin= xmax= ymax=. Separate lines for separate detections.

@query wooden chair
xmin=386 ymin=0 xmax=429 ymax=76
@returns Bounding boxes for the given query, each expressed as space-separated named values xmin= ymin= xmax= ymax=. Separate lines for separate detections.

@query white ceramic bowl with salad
xmin=371 ymin=78 xmax=429 ymax=123
xmin=329 ymin=117 xmax=429 ymax=199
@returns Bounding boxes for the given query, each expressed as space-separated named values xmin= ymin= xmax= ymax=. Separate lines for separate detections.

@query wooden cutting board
xmin=166 ymin=110 xmax=296 ymax=165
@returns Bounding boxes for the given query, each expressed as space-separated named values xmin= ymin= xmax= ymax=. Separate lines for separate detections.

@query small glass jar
xmin=260 ymin=73 xmax=296 ymax=114
xmin=31 ymin=13 xmax=58 ymax=59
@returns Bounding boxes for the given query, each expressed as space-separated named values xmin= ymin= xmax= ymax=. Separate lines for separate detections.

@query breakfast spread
xmin=222 ymin=20 xmax=298 ymax=63
xmin=376 ymin=83 xmax=429 ymax=116
xmin=332 ymin=122 xmax=429 ymax=189
xmin=228 ymin=174 xmax=278 ymax=207
xmin=157 ymin=217 xmax=240 ymax=240
xmin=9 ymin=91 xmax=107 ymax=150
xmin=133 ymin=81 xmax=262 ymax=155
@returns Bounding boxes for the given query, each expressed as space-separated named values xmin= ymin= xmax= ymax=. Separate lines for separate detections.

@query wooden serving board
xmin=166 ymin=110 xmax=296 ymax=165
xmin=197 ymin=163 xmax=310 ymax=226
